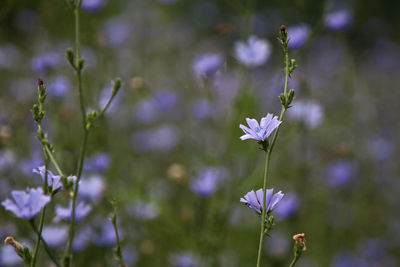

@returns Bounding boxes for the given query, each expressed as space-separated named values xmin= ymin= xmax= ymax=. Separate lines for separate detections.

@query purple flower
xmin=324 ymin=9 xmax=352 ymax=31
xmin=84 ymin=153 xmax=110 ymax=172
xmin=153 ymin=90 xmax=178 ymax=112
xmin=101 ymin=18 xmax=130 ymax=47
xmin=72 ymin=226 xmax=93 ymax=252
xmin=79 ymin=175 xmax=105 ymax=203
xmin=191 ymin=99 xmax=214 ymax=120
xmin=192 ymin=53 xmax=223 ymax=77
xmin=81 ymin=0 xmax=105 ymax=12
xmin=326 ymin=160 xmax=356 ymax=188
xmin=169 ymin=252 xmax=200 ymax=267
xmin=33 ymin=166 xmax=76 ymax=191
xmin=234 ymin=35 xmax=271 ymax=67
xmin=47 ymin=76 xmax=70 ymax=99
xmin=240 ymin=188 xmax=284 ymax=214
xmin=134 ymin=99 xmax=159 ymax=124
xmin=132 ymin=125 xmax=179 ymax=153
xmin=239 ymin=113 xmax=281 ymax=141
xmin=287 ymin=100 xmax=324 ymax=129
xmin=42 ymin=226 xmax=68 ymax=247
xmin=92 ymin=220 xmax=119 ymax=247
xmin=288 ymin=24 xmax=311 ymax=49
xmin=55 ymin=201 xmax=92 ymax=222
xmin=190 ymin=167 xmax=227 ymax=197
xmin=274 ymin=192 xmax=300 ymax=219
xmin=130 ymin=202 xmax=159 ymax=220
xmin=31 ymin=52 xmax=62 ymax=72
xmin=2 ymin=187 xmax=50 ymax=219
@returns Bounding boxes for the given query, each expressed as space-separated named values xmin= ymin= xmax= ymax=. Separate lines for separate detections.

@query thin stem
xmin=98 ymin=94 xmax=116 ymax=118
xmin=44 ymin=145 xmax=64 ymax=177
xmin=112 ymin=213 xmax=124 ymax=266
xmin=289 ymin=256 xmax=299 ymax=267
xmin=256 ymin=151 xmax=270 ymax=267
xmin=64 ymin=5 xmax=89 ymax=265
xmin=29 ymin=221 xmax=61 ymax=267
xmin=255 ymin=37 xmax=291 ymax=267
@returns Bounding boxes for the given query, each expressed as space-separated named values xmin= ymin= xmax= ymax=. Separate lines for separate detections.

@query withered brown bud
xmin=4 ymin=236 xmax=23 ymax=251
xmin=280 ymin=25 xmax=286 ymax=33
xmin=38 ymin=78 xmax=44 ymax=86
xmin=293 ymin=233 xmax=306 ymax=251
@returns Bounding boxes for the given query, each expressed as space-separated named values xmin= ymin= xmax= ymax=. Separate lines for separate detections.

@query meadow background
xmin=0 ymin=0 xmax=400 ymax=266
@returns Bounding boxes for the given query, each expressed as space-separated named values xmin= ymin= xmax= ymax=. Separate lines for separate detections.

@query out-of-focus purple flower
xmin=2 ymin=188 xmax=50 ymax=220
xmin=190 ymin=167 xmax=227 ymax=197
xmin=192 ymin=53 xmax=223 ymax=77
xmin=130 ymin=202 xmax=159 ymax=220
xmin=72 ymin=226 xmax=93 ymax=252
xmin=324 ymin=9 xmax=352 ymax=31
xmin=153 ymin=90 xmax=178 ymax=112
xmin=31 ymin=52 xmax=62 ymax=72
xmin=92 ymin=220 xmax=119 ymax=247
xmin=101 ymin=18 xmax=130 ymax=47
xmin=287 ymin=100 xmax=324 ymax=129
xmin=0 ymin=150 xmax=16 ymax=172
xmin=122 ymin=246 xmax=138 ymax=265
xmin=234 ymin=35 xmax=271 ymax=67
xmin=169 ymin=252 xmax=200 ymax=267
xmin=265 ymin=232 xmax=290 ymax=257
xmin=19 ymin=152 xmax=43 ymax=176
xmin=41 ymin=226 xmax=68 ymax=247
xmin=33 ymin=166 xmax=76 ymax=192
xmin=274 ymin=192 xmax=300 ymax=219
xmin=287 ymin=24 xmax=311 ymax=49
xmin=81 ymin=0 xmax=105 ymax=12
xmin=240 ymin=188 xmax=284 ymax=214
xmin=239 ymin=113 xmax=281 ymax=141
xmin=191 ymin=99 xmax=214 ymax=120
xmin=134 ymin=99 xmax=159 ymax=124
xmin=55 ymin=201 xmax=92 ymax=222
xmin=331 ymin=251 xmax=365 ymax=267
xmin=0 ymin=244 xmax=21 ymax=265
xmin=368 ymin=138 xmax=394 ymax=161
xmin=84 ymin=153 xmax=110 ymax=172
xmin=79 ymin=175 xmax=105 ymax=203
xmin=132 ymin=125 xmax=179 ymax=153
xmin=47 ymin=76 xmax=70 ymax=99
xmin=325 ymin=160 xmax=356 ymax=188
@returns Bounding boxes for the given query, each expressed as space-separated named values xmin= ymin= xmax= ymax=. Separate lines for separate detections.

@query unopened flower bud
xmin=78 ymin=57 xmax=85 ymax=70
xmin=65 ymin=48 xmax=75 ymax=68
xmin=287 ymin=89 xmax=295 ymax=106
xmin=279 ymin=93 xmax=286 ymax=106
xmin=112 ymin=78 xmax=121 ymax=97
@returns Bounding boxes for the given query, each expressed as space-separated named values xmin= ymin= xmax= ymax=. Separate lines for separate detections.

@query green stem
xmin=255 ymin=38 xmax=291 ymax=267
xmin=112 ymin=213 xmax=124 ymax=266
xmin=289 ymin=256 xmax=300 ymax=267
xmin=44 ymin=145 xmax=65 ymax=177
xmin=29 ymin=221 xmax=61 ymax=267
xmin=256 ymin=151 xmax=271 ymax=267
xmin=64 ymin=5 xmax=88 ymax=265
xmin=31 ymin=142 xmax=51 ymax=267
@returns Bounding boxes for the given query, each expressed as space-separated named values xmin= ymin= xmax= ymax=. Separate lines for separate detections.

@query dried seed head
xmin=4 ymin=236 xmax=23 ymax=250
xmin=293 ymin=233 xmax=306 ymax=251
xmin=38 ymin=78 xmax=44 ymax=86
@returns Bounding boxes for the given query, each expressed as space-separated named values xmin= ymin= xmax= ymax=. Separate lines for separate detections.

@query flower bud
xmin=78 ymin=57 xmax=85 ymax=70
xmin=4 ymin=236 xmax=32 ymax=264
xmin=293 ymin=233 xmax=306 ymax=252
xmin=65 ymin=48 xmax=75 ymax=68
xmin=287 ymin=89 xmax=295 ymax=106
xmin=112 ymin=78 xmax=122 ymax=97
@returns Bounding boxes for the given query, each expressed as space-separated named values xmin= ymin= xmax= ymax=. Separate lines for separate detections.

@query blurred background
xmin=0 ymin=0 xmax=399 ymax=266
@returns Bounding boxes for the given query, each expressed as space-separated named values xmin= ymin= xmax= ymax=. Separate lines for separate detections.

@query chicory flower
xmin=240 ymin=188 xmax=284 ymax=214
